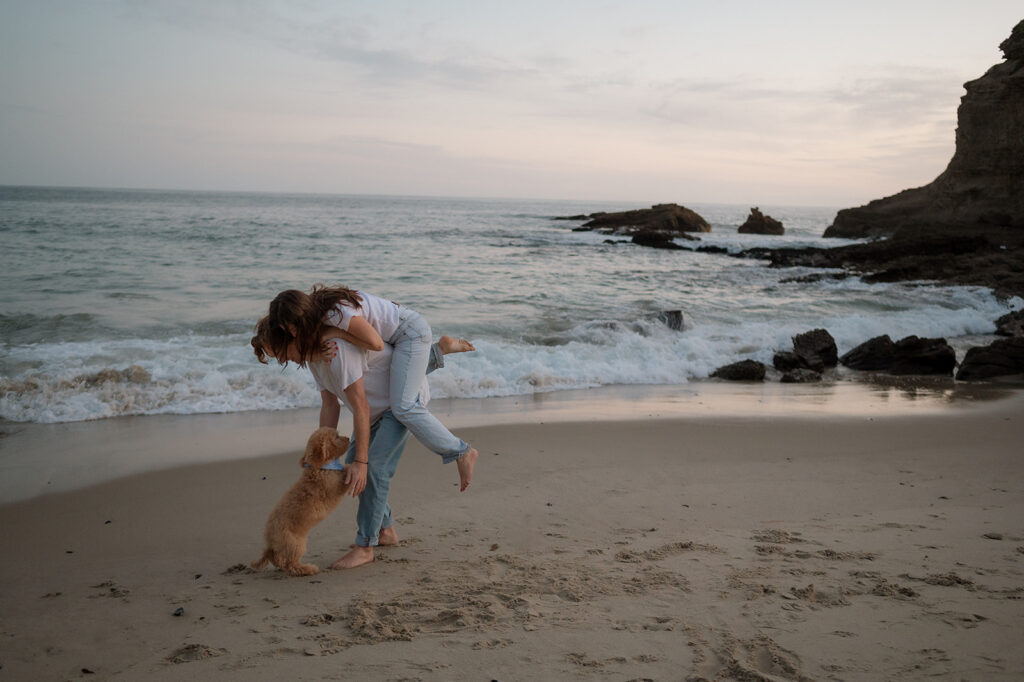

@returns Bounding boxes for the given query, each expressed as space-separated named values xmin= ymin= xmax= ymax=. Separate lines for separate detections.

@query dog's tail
xmin=251 ymin=549 xmax=273 ymax=570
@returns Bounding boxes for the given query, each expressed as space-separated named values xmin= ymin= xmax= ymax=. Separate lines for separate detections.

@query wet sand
xmin=0 ymin=384 xmax=1022 ymax=680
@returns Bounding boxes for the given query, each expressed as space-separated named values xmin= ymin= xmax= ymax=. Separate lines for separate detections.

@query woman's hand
xmin=344 ymin=461 xmax=367 ymax=497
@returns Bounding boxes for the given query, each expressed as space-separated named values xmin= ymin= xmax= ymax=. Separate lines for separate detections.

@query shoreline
xmin=2 ymin=378 xmax=1021 ymax=505
xmin=0 ymin=392 xmax=1021 ymax=679
xmin=3 ymin=378 xmax=1023 ymax=505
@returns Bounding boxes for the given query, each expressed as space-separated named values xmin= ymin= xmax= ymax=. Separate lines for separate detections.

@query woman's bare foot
xmin=378 ymin=526 xmax=399 ymax=546
xmin=439 ymin=335 xmax=475 ymax=354
xmin=329 ymin=546 xmax=374 ymax=569
xmin=457 ymin=447 xmax=478 ymax=492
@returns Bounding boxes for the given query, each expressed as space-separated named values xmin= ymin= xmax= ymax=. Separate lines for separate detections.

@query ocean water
xmin=1 ymin=186 xmax=1020 ymax=424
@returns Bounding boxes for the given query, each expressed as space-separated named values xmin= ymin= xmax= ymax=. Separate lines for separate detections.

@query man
xmin=255 ymin=323 xmax=475 ymax=568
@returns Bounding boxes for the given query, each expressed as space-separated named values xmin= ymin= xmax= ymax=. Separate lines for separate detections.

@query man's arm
xmin=319 ymin=390 xmax=341 ymax=428
xmin=341 ymin=378 xmax=370 ymax=497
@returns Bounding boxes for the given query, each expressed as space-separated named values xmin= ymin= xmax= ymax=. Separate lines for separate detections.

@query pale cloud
xmin=1 ymin=0 xmax=1020 ymax=205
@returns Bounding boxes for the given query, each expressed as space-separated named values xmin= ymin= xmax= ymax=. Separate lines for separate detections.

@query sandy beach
xmin=1 ymin=383 xmax=1023 ymax=681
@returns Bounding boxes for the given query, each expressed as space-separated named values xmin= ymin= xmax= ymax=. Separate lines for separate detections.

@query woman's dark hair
xmin=251 ymin=315 xmax=289 ymax=365
xmin=265 ymin=285 xmax=362 ymax=366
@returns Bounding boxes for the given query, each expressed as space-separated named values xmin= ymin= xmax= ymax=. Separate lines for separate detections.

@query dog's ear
xmin=303 ymin=427 xmax=338 ymax=469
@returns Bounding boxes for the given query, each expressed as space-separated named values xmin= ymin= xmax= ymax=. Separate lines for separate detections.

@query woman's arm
xmin=341 ymin=378 xmax=370 ymax=497
xmin=320 ymin=321 xmax=384 ymax=352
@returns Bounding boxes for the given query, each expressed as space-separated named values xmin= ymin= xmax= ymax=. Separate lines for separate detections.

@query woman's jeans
xmin=386 ymin=308 xmax=468 ymax=462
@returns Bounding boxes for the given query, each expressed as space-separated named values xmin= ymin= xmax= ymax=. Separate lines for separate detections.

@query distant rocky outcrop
xmin=738 ymin=207 xmax=784 ymax=235
xmin=824 ymin=19 xmax=1024 ymax=239
xmin=560 ymin=203 xmax=711 ymax=236
xmin=631 ymin=228 xmax=694 ymax=250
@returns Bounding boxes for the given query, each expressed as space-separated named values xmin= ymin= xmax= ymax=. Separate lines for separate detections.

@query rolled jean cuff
xmin=442 ymin=441 xmax=470 ymax=465
xmin=430 ymin=342 xmax=445 ymax=371
xmin=355 ymin=532 xmax=378 ymax=548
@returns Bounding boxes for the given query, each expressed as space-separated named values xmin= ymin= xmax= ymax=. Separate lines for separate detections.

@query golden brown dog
xmin=252 ymin=427 xmax=351 ymax=576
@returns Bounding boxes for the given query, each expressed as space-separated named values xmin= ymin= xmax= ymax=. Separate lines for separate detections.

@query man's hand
xmin=344 ymin=461 xmax=367 ymax=497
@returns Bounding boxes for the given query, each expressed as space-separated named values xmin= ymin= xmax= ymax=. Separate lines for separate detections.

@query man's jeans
xmin=342 ymin=341 xmax=448 ymax=547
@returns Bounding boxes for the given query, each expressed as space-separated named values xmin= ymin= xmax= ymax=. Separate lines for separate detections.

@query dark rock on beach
xmin=711 ymin=360 xmax=766 ymax=382
xmin=956 ymin=337 xmax=1024 ymax=380
xmin=824 ymin=20 xmax=1024 ymax=239
xmin=772 ymin=351 xmax=803 ymax=372
xmin=738 ymin=207 xmax=784 ymax=235
xmin=889 ymin=336 xmax=957 ymax=376
xmin=561 ymin=203 xmax=711 ymax=236
xmin=995 ymin=310 xmax=1024 ymax=337
xmin=780 ymin=368 xmax=822 ymax=383
xmin=792 ymin=329 xmax=838 ymax=373
xmin=840 ymin=335 xmax=896 ymax=371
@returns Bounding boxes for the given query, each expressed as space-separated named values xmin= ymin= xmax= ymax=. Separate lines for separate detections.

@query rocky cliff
xmin=824 ymin=19 xmax=1024 ymax=239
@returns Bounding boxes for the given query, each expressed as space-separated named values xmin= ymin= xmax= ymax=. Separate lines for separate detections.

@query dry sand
xmin=1 ymin=385 xmax=1022 ymax=680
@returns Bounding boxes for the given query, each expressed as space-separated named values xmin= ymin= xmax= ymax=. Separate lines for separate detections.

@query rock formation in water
xmin=824 ymin=19 xmax=1024 ymax=239
xmin=560 ymin=203 xmax=711 ymax=236
xmin=738 ymin=207 xmax=784 ymax=235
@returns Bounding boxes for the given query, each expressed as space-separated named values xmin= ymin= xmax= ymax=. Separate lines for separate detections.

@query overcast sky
xmin=0 ymin=1 xmax=1019 ymax=206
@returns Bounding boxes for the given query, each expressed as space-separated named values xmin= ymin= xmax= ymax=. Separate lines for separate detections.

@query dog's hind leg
xmin=285 ymin=562 xmax=320 ymax=576
xmin=251 ymin=549 xmax=273 ymax=570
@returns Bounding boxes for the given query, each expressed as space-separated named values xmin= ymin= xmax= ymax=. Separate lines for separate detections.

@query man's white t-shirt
xmin=307 ymin=338 xmax=429 ymax=424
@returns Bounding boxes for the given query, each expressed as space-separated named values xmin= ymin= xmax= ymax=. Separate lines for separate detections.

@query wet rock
xmin=564 ymin=203 xmax=711 ymax=236
xmin=890 ymin=336 xmax=956 ymax=375
xmin=995 ymin=310 xmax=1024 ymax=337
xmin=773 ymin=351 xmax=802 ymax=372
xmin=631 ymin=229 xmax=691 ymax=250
xmin=955 ymin=337 xmax=1024 ymax=380
xmin=655 ymin=310 xmax=686 ymax=331
xmin=840 ymin=335 xmax=896 ymax=371
xmin=737 ymin=207 xmax=784 ymax=235
xmin=792 ymin=329 xmax=838 ymax=372
xmin=780 ymin=368 xmax=822 ymax=383
xmin=711 ymin=360 xmax=766 ymax=382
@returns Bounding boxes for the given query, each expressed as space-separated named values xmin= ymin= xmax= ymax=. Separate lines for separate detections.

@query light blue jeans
xmin=342 ymin=410 xmax=409 ymax=547
xmin=342 ymin=341 xmax=449 ymax=547
xmin=387 ymin=308 xmax=469 ymax=463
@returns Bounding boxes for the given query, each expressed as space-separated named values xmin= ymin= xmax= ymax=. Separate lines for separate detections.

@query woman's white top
xmin=325 ymin=290 xmax=401 ymax=342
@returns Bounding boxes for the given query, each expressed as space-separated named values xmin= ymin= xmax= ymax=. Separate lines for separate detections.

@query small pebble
xmin=983 ymin=532 xmax=1004 ymax=541
xmin=173 ymin=607 xmax=184 ymax=617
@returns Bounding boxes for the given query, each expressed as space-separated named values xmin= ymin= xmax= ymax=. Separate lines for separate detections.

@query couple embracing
xmin=252 ymin=285 xmax=478 ymax=568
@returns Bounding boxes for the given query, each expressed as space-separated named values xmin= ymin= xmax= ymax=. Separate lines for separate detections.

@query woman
xmin=264 ymin=285 xmax=479 ymax=491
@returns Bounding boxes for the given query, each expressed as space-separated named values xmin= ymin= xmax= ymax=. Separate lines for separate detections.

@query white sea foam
xmin=2 ymin=287 xmax=1018 ymax=423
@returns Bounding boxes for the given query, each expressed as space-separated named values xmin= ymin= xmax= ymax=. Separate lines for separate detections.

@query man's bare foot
xmin=378 ymin=526 xmax=399 ymax=546
xmin=439 ymin=335 xmax=475 ymax=354
xmin=329 ymin=546 xmax=374 ymax=569
xmin=457 ymin=447 xmax=478 ymax=492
